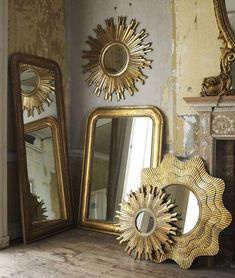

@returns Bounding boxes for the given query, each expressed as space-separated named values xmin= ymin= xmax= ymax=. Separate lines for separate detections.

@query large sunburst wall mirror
xmin=116 ymin=154 xmax=232 ymax=269
xmin=82 ymin=17 xmax=152 ymax=101
xmin=201 ymin=0 xmax=235 ymax=96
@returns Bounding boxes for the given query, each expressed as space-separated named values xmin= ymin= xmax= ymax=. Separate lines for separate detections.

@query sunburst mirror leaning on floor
xmin=116 ymin=185 xmax=178 ymax=260
xmin=124 ymin=154 xmax=232 ymax=269
xmin=20 ymin=63 xmax=55 ymax=117
xmin=82 ymin=17 xmax=152 ymax=101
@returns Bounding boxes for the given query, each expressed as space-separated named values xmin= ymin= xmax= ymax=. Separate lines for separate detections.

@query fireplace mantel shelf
xmin=184 ymin=96 xmax=235 ymax=111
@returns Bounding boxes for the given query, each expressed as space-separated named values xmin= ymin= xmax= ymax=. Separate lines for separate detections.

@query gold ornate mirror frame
xmin=201 ymin=0 xmax=235 ymax=96
xmin=82 ymin=17 xmax=152 ymax=101
xmin=137 ymin=154 xmax=232 ymax=269
xmin=11 ymin=53 xmax=73 ymax=243
xmin=116 ymin=186 xmax=178 ymax=260
xmin=79 ymin=106 xmax=163 ymax=234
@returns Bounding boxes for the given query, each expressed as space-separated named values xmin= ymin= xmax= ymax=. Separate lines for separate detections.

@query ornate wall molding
xmin=212 ymin=114 xmax=235 ymax=136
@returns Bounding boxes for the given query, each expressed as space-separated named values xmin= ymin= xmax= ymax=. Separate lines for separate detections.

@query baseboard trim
xmin=0 ymin=235 xmax=9 ymax=249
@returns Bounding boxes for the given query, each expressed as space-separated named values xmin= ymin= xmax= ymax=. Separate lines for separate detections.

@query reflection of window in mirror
xmin=164 ymin=184 xmax=199 ymax=235
xmin=25 ymin=127 xmax=61 ymax=222
xmin=89 ymin=116 xmax=153 ymax=223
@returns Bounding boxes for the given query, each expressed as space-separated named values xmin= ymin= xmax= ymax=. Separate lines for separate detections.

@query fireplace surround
xmin=184 ymin=95 xmax=235 ymax=267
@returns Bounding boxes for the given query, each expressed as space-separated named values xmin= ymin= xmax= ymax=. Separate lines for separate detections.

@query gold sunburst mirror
xmin=20 ymin=63 xmax=55 ymax=117
xmin=116 ymin=186 xmax=178 ymax=260
xmin=82 ymin=17 xmax=152 ymax=101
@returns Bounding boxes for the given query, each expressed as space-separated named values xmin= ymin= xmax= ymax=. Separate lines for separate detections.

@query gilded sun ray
xmin=20 ymin=63 xmax=55 ymax=117
xmin=82 ymin=17 xmax=152 ymax=101
xmin=116 ymin=186 xmax=178 ymax=260
xmin=140 ymin=154 xmax=232 ymax=269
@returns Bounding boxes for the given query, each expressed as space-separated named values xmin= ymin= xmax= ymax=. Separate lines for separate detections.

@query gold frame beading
xmin=79 ymin=106 xmax=163 ymax=234
xmin=82 ymin=17 xmax=152 ymax=101
xmin=141 ymin=154 xmax=232 ymax=269
xmin=201 ymin=0 xmax=235 ymax=96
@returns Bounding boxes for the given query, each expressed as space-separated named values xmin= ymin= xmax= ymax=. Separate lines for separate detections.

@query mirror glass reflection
xmin=20 ymin=69 xmax=38 ymax=94
xmin=135 ymin=210 xmax=155 ymax=234
xmin=225 ymin=0 xmax=235 ymax=32
xmin=88 ymin=116 xmax=153 ymax=223
xmin=103 ymin=43 xmax=128 ymax=74
xmin=25 ymin=126 xmax=61 ymax=222
xmin=164 ymin=184 xmax=200 ymax=235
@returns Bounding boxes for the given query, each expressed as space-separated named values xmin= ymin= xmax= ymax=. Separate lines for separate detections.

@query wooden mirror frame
xmin=201 ymin=0 xmax=235 ymax=96
xmin=79 ymin=106 xmax=163 ymax=234
xmin=11 ymin=53 xmax=73 ymax=243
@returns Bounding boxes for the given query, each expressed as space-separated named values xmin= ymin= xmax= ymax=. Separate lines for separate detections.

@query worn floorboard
xmin=0 ymin=229 xmax=234 ymax=278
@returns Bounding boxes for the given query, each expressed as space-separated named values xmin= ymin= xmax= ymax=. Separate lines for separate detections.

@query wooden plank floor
xmin=0 ymin=229 xmax=234 ymax=278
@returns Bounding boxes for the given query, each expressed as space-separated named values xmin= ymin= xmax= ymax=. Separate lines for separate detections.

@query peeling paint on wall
xmin=174 ymin=0 xmax=222 ymax=115
xmin=8 ymin=0 xmax=69 ymax=152
xmin=174 ymin=115 xmax=199 ymax=157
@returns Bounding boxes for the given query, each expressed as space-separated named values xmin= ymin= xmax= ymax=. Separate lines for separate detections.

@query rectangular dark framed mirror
xmin=11 ymin=53 xmax=73 ymax=243
xmin=79 ymin=106 xmax=163 ymax=234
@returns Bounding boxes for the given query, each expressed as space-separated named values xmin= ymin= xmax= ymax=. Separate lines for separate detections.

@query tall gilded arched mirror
xmin=11 ymin=53 xmax=73 ymax=243
xmin=79 ymin=106 xmax=163 ymax=234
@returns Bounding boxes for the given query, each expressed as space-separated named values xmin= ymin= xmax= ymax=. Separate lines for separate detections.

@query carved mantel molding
xmin=184 ymin=96 xmax=235 ymax=174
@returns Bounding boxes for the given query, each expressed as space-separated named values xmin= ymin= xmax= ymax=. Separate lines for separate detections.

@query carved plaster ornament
xmin=82 ymin=17 xmax=152 ymax=101
xmin=140 ymin=154 xmax=232 ymax=269
xmin=116 ymin=185 xmax=178 ymax=261
xmin=201 ymin=41 xmax=235 ymax=96
xmin=201 ymin=0 xmax=235 ymax=96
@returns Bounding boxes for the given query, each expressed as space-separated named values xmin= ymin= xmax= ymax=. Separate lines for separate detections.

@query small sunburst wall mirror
xmin=116 ymin=186 xmax=178 ymax=260
xmin=11 ymin=53 xmax=73 ymax=243
xmin=140 ymin=154 xmax=232 ymax=269
xmin=201 ymin=0 xmax=235 ymax=96
xmin=82 ymin=17 xmax=152 ymax=101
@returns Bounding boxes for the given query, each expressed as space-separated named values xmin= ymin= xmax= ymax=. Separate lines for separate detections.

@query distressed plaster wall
xmin=173 ymin=0 xmax=222 ymax=157
xmin=69 ymin=0 xmax=223 ymax=158
xmin=69 ymin=0 xmax=173 ymax=152
xmin=8 ymin=0 xmax=69 ymax=239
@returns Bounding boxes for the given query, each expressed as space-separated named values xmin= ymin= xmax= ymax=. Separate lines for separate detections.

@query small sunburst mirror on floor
xmin=116 ymin=186 xmax=178 ymax=260
xmin=20 ymin=63 xmax=55 ymax=117
xmin=82 ymin=17 xmax=152 ymax=101
xmin=140 ymin=154 xmax=232 ymax=269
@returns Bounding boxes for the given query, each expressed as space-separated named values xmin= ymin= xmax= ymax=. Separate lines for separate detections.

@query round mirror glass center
xmin=164 ymin=184 xmax=200 ymax=235
xmin=103 ymin=43 xmax=128 ymax=74
xmin=135 ymin=210 xmax=155 ymax=235
xmin=20 ymin=69 xmax=39 ymax=94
